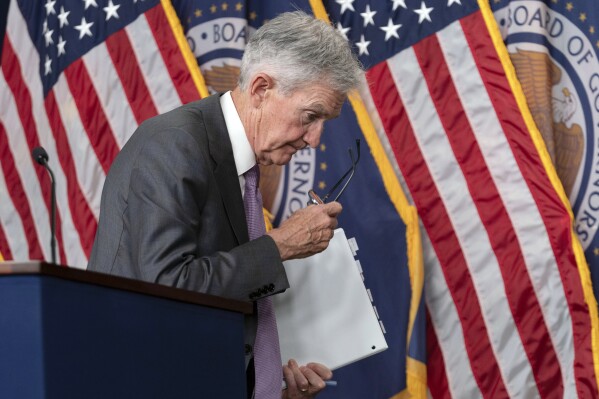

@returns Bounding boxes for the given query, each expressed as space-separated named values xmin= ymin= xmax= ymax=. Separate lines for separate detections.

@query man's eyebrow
xmin=306 ymin=103 xmax=326 ymax=113
xmin=306 ymin=103 xmax=334 ymax=117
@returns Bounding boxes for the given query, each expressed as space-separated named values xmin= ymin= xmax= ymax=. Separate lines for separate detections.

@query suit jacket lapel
xmin=200 ymin=94 xmax=250 ymax=245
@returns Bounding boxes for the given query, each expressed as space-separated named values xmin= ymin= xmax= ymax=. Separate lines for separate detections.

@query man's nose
xmin=303 ymin=122 xmax=324 ymax=148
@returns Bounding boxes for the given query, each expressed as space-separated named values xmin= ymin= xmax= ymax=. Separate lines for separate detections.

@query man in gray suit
xmin=88 ymin=11 xmax=362 ymax=399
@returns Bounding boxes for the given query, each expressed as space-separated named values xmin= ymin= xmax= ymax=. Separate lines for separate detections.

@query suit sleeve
xmin=126 ymin=127 xmax=289 ymax=301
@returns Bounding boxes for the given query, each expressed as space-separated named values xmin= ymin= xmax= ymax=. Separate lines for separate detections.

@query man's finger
xmin=323 ymin=201 xmax=342 ymax=216
xmin=289 ymin=359 xmax=309 ymax=392
xmin=282 ymin=364 xmax=297 ymax=391
xmin=306 ymin=363 xmax=333 ymax=380
xmin=299 ymin=366 xmax=326 ymax=390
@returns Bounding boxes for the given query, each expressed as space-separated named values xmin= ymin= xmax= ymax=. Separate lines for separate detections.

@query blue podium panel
xmin=0 ymin=274 xmax=247 ymax=399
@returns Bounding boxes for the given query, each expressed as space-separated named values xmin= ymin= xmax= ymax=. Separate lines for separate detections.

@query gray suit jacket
xmin=88 ymin=94 xmax=289 ymax=303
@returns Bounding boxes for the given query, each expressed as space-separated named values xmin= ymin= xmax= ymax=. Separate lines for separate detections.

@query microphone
xmin=32 ymin=146 xmax=57 ymax=265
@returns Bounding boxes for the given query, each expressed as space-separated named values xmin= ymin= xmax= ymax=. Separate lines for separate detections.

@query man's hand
xmin=266 ymin=202 xmax=342 ymax=261
xmin=282 ymin=360 xmax=332 ymax=398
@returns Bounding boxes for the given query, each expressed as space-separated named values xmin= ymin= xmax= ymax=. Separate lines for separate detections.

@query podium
xmin=0 ymin=262 xmax=252 ymax=398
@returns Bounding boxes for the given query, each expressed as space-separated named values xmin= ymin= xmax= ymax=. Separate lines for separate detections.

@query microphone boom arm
xmin=32 ymin=146 xmax=57 ymax=265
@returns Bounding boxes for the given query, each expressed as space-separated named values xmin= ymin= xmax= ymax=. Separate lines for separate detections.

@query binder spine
xmin=349 ymin=236 xmax=387 ymax=335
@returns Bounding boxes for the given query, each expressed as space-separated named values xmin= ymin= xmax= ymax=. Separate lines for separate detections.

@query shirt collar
xmin=220 ymin=91 xmax=255 ymax=176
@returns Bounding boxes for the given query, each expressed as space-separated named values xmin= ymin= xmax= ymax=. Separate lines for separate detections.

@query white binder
xmin=272 ymin=228 xmax=388 ymax=370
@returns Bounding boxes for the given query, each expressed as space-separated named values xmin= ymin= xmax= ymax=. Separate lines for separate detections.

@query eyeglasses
xmin=307 ymin=139 xmax=361 ymax=205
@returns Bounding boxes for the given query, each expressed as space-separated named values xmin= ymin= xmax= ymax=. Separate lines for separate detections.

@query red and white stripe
xmin=362 ymin=10 xmax=596 ymax=398
xmin=0 ymin=1 xmax=201 ymax=267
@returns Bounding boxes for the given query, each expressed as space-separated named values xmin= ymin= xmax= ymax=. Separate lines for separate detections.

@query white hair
xmin=238 ymin=11 xmax=363 ymax=95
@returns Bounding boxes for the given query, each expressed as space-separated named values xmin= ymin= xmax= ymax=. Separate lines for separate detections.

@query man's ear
xmin=249 ymin=73 xmax=275 ymax=108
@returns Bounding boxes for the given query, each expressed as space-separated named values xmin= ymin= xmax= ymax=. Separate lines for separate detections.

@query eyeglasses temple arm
xmin=321 ymin=139 xmax=361 ymax=203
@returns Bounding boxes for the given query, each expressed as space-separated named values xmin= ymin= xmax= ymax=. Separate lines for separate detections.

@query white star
xmin=380 ymin=18 xmax=401 ymax=41
xmin=390 ymin=0 xmax=407 ymax=11
xmin=57 ymin=36 xmax=66 ymax=56
xmin=360 ymin=4 xmax=377 ymax=27
xmin=414 ymin=1 xmax=434 ymax=24
xmin=44 ymin=0 xmax=56 ymax=15
xmin=75 ymin=17 xmax=94 ymax=39
xmin=58 ymin=6 xmax=70 ymax=28
xmin=44 ymin=55 xmax=52 ymax=75
xmin=42 ymin=20 xmax=48 ymax=34
xmin=82 ymin=0 xmax=98 ymax=10
xmin=103 ymin=0 xmax=121 ymax=20
xmin=336 ymin=22 xmax=351 ymax=40
xmin=44 ymin=28 xmax=54 ymax=47
xmin=447 ymin=0 xmax=461 ymax=5
xmin=335 ymin=0 xmax=355 ymax=14
xmin=355 ymin=34 xmax=371 ymax=56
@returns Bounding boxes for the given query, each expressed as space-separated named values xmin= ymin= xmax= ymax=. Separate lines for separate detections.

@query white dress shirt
xmin=220 ymin=91 xmax=255 ymax=196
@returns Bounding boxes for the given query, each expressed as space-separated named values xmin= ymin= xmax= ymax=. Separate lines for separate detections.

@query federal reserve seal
xmin=494 ymin=0 xmax=599 ymax=255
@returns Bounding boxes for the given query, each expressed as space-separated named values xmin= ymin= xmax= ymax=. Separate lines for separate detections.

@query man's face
xmin=249 ymin=83 xmax=346 ymax=166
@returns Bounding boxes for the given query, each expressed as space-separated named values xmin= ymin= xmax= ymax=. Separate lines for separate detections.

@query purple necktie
xmin=243 ymin=165 xmax=282 ymax=399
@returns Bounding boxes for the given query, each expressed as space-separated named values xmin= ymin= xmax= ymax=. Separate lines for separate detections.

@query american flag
xmin=0 ymin=0 xmax=204 ymax=267
xmin=319 ymin=0 xmax=599 ymax=397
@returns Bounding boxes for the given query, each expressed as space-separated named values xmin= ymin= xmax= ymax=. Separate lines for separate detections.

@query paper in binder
xmin=272 ymin=228 xmax=388 ymax=370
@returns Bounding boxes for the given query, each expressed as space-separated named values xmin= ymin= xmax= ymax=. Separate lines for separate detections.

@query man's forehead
xmin=305 ymin=100 xmax=343 ymax=117
xmin=305 ymin=93 xmax=346 ymax=112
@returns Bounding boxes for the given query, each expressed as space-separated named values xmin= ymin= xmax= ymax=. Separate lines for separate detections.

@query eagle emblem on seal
xmin=509 ymin=48 xmax=583 ymax=196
